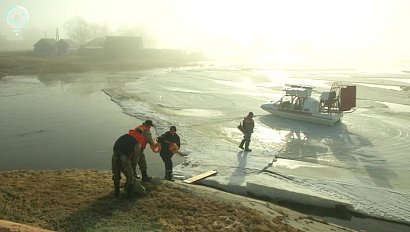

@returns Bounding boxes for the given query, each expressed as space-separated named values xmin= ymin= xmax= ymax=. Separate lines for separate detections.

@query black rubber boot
xmin=165 ymin=171 xmax=174 ymax=182
xmin=244 ymin=141 xmax=252 ymax=152
xmin=114 ymin=182 xmax=120 ymax=197
xmin=239 ymin=140 xmax=245 ymax=149
xmin=126 ymin=184 xmax=138 ymax=197
xmin=141 ymin=170 xmax=152 ymax=182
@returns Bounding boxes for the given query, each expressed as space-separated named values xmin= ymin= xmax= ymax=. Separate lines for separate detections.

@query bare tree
xmin=63 ymin=16 xmax=90 ymax=45
xmin=89 ymin=23 xmax=109 ymax=41
xmin=63 ymin=16 xmax=109 ymax=45
xmin=116 ymin=25 xmax=157 ymax=48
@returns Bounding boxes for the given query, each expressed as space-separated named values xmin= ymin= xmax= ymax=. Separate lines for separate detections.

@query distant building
xmin=78 ymin=37 xmax=105 ymax=56
xmin=84 ymin=36 xmax=106 ymax=48
xmin=56 ymin=39 xmax=77 ymax=54
xmin=33 ymin=38 xmax=57 ymax=55
xmin=103 ymin=36 xmax=144 ymax=57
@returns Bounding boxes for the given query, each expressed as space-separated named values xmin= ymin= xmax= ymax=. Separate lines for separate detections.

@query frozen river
xmin=1 ymin=65 xmax=409 ymax=231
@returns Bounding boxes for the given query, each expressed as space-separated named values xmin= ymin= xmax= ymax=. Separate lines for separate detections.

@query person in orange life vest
xmin=157 ymin=126 xmax=180 ymax=181
xmin=239 ymin=112 xmax=254 ymax=152
xmin=130 ymin=120 xmax=156 ymax=182
xmin=112 ymin=132 xmax=146 ymax=197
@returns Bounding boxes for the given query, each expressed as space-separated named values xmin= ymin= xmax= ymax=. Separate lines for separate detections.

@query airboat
xmin=261 ymin=82 xmax=356 ymax=125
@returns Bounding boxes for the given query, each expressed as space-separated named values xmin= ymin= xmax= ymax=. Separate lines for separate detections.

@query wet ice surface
xmin=1 ymin=66 xmax=410 ymax=227
xmin=103 ymin=66 xmax=410 ymax=225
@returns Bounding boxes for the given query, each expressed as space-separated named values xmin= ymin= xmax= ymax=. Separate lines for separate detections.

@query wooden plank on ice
xmin=183 ymin=170 xmax=218 ymax=184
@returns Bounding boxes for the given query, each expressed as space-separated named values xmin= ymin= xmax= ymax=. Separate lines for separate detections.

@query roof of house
xmin=57 ymin=39 xmax=76 ymax=47
xmin=104 ymin=36 xmax=143 ymax=49
xmin=34 ymin=38 xmax=57 ymax=47
xmin=84 ymin=37 xmax=106 ymax=48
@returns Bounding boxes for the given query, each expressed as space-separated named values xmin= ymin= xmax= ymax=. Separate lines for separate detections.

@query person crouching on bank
xmin=112 ymin=132 xmax=146 ymax=197
xmin=112 ymin=119 xmax=159 ymax=197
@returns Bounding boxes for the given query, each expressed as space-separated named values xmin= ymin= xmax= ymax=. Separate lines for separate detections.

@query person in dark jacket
xmin=157 ymin=126 xmax=180 ymax=181
xmin=239 ymin=112 xmax=255 ymax=152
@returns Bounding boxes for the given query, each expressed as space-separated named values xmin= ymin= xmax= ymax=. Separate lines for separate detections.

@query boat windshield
xmin=278 ymin=95 xmax=304 ymax=111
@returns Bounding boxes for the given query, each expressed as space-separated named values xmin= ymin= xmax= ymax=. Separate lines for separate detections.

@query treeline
xmin=0 ymin=16 xmax=157 ymax=51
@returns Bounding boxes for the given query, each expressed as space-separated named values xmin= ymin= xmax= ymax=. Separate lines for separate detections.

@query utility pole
xmin=56 ymin=28 xmax=59 ymax=41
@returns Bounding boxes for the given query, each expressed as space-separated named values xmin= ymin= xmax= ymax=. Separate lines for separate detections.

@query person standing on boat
xmin=157 ymin=126 xmax=180 ymax=181
xmin=239 ymin=112 xmax=254 ymax=152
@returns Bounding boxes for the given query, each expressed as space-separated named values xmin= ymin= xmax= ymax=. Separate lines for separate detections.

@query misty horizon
xmin=1 ymin=0 xmax=410 ymax=68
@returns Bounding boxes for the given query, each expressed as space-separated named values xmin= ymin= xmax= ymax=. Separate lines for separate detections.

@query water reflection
xmin=258 ymin=115 xmax=398 ymax=189
xmin=259 ymin=115 xmax=347 ymax=165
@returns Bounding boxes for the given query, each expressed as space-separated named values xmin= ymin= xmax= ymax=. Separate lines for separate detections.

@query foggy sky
xmin=1 ymin=0 xmax=410 ymax=68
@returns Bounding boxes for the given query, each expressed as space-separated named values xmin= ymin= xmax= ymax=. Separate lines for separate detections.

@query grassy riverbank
xmin=0 ymin=169 xmax=307 ymax=232
xmin=0 ymin=50 xmax=201 ymax=78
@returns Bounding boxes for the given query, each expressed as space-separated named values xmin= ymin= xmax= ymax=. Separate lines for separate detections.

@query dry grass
xmin=0 ymin=169 xmax=301 ymax=232
xmin=0 ymin=51 xmax=198 ymax=78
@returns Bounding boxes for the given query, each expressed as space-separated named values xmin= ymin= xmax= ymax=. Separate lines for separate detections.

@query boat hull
xmin=261 ymin=104 xmax=341 ymax=126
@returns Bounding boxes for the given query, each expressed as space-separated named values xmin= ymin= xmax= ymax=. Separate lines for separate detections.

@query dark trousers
xmin=160 ymin=152 xmax=173 ymax=176
xmin=239 ymin=133 xmax=252 ymax=149
xmin=131 ymin=148 xmax=148 ymax=176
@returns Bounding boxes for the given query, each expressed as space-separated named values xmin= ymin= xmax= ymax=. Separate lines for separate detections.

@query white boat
xmin=261 ymin=82 xmax=356 ymax=125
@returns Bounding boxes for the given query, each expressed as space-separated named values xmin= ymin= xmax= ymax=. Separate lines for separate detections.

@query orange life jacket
xmin=128 ymin=124 xmax=151 ymax=148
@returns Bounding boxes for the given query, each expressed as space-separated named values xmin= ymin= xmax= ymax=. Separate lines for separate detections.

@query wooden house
xmin=78 ymin=37 xmax=105 ymax=56
xmin=56 ymin=39 xmax=77 ymax=54
xmin=33 ymin=38 xmax=57 ymax=55
xmin=103 ymin=36 xmax=143 ymax=57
